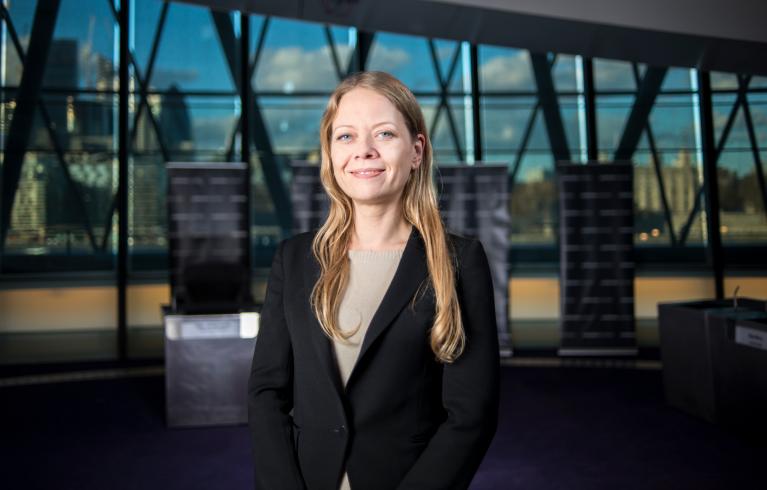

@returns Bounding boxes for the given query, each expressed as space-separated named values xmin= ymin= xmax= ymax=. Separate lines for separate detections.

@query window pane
xmin=254 ymin=17 xmax=341 ymax=92
xmin=510 ymin=154 xmax=556 ymax=245
xmin=1 ymin=1 xmax=118 ymax=273
xmin=141 ymin=1 xmax=236 ymax=92
xmin=260 ymin=96 xmax=325 ymax=155
xmin=594 ymin=59 xmax=639 ymax=92
xmin=552 ymin=54 xmax=578 ymax=92
xmin=481 ymin=96 xmax=537 ymax=153
xmin=596 ymin=94 xmax=633 ymax=159
xmin=368 ymin=33 xmax=438 ymax=92
xmin=479 ymin=46 xmax=534 ymax=92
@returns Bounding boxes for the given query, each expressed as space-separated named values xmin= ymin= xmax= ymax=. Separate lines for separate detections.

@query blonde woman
xmin=248 ymin=71 xmax=499 ymax=490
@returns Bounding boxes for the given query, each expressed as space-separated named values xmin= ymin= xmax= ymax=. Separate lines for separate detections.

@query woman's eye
xmin=377 ymin=131 xmax=394 ymax=139
xmin=336 ymin=133 xmax=352 ymax=142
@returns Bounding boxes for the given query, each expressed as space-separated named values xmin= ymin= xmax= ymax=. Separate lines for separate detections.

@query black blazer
xmin=248 ymin=226 xmax=500 ymax=490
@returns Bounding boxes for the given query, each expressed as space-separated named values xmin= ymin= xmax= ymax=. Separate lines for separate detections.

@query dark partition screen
xmin=166 ymin=162 xmax=251 ymax=314
xmin=437 ymin=164 xmax=511 ymax=356
xmin=557 ymin=162 xmax=636 ymax=356
xmin=290 ymin=162 xmax=328 ymax=235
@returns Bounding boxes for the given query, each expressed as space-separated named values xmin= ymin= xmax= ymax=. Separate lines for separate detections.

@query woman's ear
xmin=412 ymin=134 xmax=426 ymax=169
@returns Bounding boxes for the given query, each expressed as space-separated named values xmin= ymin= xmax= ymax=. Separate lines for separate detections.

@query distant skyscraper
xmin=159 ymin=84 xmax=193 ymax=156
xmin=9 ymin=157 xmax=46 ymax=246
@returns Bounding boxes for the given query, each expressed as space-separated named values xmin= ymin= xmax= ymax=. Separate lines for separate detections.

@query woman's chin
xmin=349 ymin=192 xmax=400 ymax=208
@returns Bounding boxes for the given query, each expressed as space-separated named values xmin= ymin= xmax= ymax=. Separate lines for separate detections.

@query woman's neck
xmin=349 ymin=204 xmax=411 ymax=251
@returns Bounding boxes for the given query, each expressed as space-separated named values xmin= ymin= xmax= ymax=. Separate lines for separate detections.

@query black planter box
xmin=658 ymin=298 xmax=767 ymax=434
xmin=163 ymin=309 xmax=258 ymax=428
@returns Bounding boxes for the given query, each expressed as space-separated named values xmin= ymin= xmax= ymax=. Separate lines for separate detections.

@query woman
xmin=248 ymin=71 xmax=499 ymax=490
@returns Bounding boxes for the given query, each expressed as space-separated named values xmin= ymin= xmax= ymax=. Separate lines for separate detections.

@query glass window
xmin=715 ymin=92 xmax=767 ymax=244
xmin=368 ymin=32 xmax=439 ymax=92
xmin=254 ymin=17 xmax=340 ymax=92
xmin=593 ymin=59 xmax=640 ymax=92
xmin=478 ymin=45 xmax=534 ymax=92
xmin=130 ymin=0 xmax=241 ymax=269
xmin=1 ymin=0 xmax=119 ymax=273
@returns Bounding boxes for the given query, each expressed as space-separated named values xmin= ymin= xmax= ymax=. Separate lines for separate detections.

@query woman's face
xmin=330 ymin=87 xmax=424 ymax=208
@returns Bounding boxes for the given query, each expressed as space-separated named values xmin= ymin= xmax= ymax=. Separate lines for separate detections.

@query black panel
xmin=438 ymin=164 xmax=511 ymax=355
xmin=558 ymin=162 xmax=636 ymax=355
xmin=166 ymin=162 xmax=253 ymax=314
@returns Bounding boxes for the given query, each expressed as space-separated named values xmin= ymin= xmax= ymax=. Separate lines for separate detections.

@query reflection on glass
xmin=633 ymin=150 xmax=705 ymax=245
xmin=478 ymin=46 xmax=533 ymax=92
xmin=593 ymin=59 xmax=641 ymax=92
xmin=596 ymin=95 xmax=633 ymax=158
xmin=254 ymin=17 xmax=342 ymax=92
xmin=139 ymin=0 xmax=236 ymax=92
xmin=714 ymin=90 xmax=767 ymax=243
xmin=648 ymin=95 xmax=698 ymax=150
xmin=260 ymin=97 xmax=325 ymax=154
xmin=510 ymin=155 xmax=556 ymax=245
xmin=552 ymin=55 xmax=578 ymax=92
xmin=368 ymin=32 xmax=440 ymax=92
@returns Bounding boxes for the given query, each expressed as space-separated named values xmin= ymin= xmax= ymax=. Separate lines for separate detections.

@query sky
xmin=3 ymin=0 xmax=766 ymax=180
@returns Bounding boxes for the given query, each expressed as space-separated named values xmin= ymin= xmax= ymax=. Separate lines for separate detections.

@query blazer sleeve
xmin=396 ymin=238 xmax=501 ymax=490
xmin=247 ymin=240 xmax=306 ymax=490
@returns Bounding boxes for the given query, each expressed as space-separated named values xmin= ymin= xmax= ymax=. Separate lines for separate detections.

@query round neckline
xmin=347 ymin=248 xmax=405 ymax=259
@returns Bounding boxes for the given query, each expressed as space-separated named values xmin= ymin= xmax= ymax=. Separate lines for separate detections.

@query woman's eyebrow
xmin=332 ymin=124 xmax=354 ymax=133
xmin=332 ymin=121 xmax=397 ymax=132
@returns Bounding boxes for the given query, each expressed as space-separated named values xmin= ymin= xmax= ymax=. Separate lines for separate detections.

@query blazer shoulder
xmin=275 ymin=230 xmax=319 ymax=278
xmin=278 ymin=229 xmax=317 ymax=254
xmin=446 ymin=231 xmax=481 ymax=257
xmin=446 ymin=232 xmax=490 ymax=279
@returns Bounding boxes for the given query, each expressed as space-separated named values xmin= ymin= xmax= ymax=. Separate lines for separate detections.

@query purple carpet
xmin=2 ymin=366 xmax=764 ymax=489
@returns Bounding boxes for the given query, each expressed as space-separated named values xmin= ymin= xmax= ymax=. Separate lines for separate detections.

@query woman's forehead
xmin=333 ymin=88 xmax=405 ymax=129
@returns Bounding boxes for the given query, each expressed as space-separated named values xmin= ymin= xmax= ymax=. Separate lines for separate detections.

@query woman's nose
xmin=354 ymin=135 xmax=379 ymax=160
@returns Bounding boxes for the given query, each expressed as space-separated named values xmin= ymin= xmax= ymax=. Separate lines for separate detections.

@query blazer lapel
xmin=347 ymin=226 xmax=428 ymax=385
xmin=302 ymin=252 xmax=345 ymax=400
xmin=302 ymin=226 xmax=429 ymax=394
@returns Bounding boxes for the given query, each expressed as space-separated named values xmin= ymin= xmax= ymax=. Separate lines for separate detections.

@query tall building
xmin=634 ymin=149 xmax=698 ymax=216
xmin=9 ymin=157 xmax=46 ymax=247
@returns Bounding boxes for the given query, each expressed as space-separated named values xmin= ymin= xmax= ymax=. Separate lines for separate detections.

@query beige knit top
xmin=334 ymin=248 xmax=404 ymax=490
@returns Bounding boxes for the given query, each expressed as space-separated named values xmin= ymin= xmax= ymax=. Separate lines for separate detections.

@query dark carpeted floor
xmin=1 ymin=366 xmax=764 ymax=490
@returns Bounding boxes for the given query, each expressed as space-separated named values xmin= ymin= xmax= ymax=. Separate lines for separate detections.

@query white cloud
xmin=366 ymin=44 xmax=410 ymax=72
xmin=254 ymin=44 xmax=410 ymax=92
xmin=479 ymin=50 xmax=533 ymax=90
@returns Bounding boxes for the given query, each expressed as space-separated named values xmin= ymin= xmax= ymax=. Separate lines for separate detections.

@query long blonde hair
xmin=310 ymin=71 xmax=464 ymax=363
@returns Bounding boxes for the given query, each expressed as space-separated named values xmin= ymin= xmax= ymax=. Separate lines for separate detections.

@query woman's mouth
xmin=350 ymin=169 xmax=384 ymax=179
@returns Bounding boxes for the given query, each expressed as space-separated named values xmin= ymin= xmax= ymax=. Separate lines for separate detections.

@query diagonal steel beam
xmin=679 ymin=74 xmax=752 ymax=245
xmin=428 ymin=39 xmax=464 ymax=161
xmin=697 ymin=71 xmax=724 ymax=299
xmin=508 ymin=56 xmax=556 ymax=193
xmin=613 ymin=66 xmax=667 ymax=161
xmin=508 ymin=102 xmax=539 ymax=195
xmin=1 ymin=3 xmax=100 ymax=252
xmin=125 ymin=1 xmax=170 ymax=159
xmin=107 ymin=0 xmax=170 ymax=161
xmin=714 ymin=74 xmax=751 ymax=161
xmin=1 ymin=0 xmax=68 ymax=251
xmin=738 ymin=75 xmax=767 ymax=214
xmin=226 ymin=16 xmax=270 ymax=162
xmin=100 ymin=0 xmax=172 ymax=251
xmin=346 ymin=30 xmax=374 ymax=74
xmin=530 ymin=52 xmax=571 ymax=163
xmin=211 ymin=10 xmax=292 ymax=235
xmin=324 ymin=26 xmax=345 ymax=81
xmin=631 ymin=63 xmax=677 ymax=245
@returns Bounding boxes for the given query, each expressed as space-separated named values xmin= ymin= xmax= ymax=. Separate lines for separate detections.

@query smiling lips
xmin=350 ymin=168 xmax=385 ymax=178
